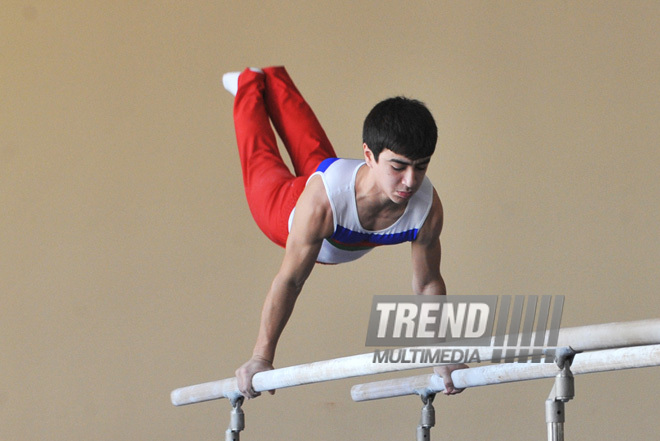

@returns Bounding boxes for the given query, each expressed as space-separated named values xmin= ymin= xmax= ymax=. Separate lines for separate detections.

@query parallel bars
xmin=171 ymin=318 xmax=660 ymax=406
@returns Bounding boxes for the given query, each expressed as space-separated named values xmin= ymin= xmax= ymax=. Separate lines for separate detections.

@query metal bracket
xmin=417 ymin=393 xmax=436 ymax=441
xmin=225 ymin=396 xmax=245 ymax=441
xmin=546 ymin=347 xmax=577 ymax=441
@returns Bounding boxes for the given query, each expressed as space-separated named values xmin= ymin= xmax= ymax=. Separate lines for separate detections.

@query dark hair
xmin=362 ymin=96 xmax=437 ymax=161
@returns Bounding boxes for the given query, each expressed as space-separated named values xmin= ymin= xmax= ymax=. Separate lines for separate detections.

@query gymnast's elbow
xmin=270 ymin=271 xmax=308 ymax=302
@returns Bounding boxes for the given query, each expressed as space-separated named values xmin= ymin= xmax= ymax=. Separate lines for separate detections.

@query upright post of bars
xmin=545 ymin=348 xmax=576 ymax=441
xmin=416 ymin=394 xmax=435 ymax=441
xmin=225 ymin=396 xmax=245 ymax=441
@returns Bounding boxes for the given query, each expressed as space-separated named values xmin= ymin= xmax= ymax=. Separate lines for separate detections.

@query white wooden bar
xmin=171 ymin=318 xmax=660 ymax=406
xmin=350 ymin=344 xmax=660 ymax=401
xmin=171 ymin=349 xmax=456 ymax=405
xmin=553 ymin=318 xmax=660 ymax=351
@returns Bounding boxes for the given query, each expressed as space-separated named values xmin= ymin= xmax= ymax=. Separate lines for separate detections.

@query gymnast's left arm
xmin=410 ymin=190 xmax=468 ymax=395
xmin=410 ymin=189 xmax=446 ymax=297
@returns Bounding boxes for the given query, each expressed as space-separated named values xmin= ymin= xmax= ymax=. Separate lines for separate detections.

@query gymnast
xmin=222 ymin=66 xmax=467 ymax=399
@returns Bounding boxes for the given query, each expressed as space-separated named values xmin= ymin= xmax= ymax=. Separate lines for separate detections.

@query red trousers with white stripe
xmin=233 ymin=66 xmax=337 ymax=247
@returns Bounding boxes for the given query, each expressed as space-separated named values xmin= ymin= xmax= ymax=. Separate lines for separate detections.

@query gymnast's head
xmin=362 ymin=96 xmax=438 ymax=162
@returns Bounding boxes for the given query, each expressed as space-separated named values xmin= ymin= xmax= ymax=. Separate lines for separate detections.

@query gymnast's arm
xmin=410 ymin=189 xmax=468 ymax=395
xmin=410 ymin=189 xmax=446 ymax=297
xmin=235 ymin=176 xmax=333 ymax=399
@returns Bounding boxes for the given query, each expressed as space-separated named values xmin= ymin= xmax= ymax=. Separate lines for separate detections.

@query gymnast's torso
xmin=289 ymin=157 xmax=434 ymax=264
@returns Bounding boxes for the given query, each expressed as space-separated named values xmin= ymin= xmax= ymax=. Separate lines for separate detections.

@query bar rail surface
xmin=350 ymin=344 xmax=660 ymax=401
xmin=171 ymin=318 xmax=660 ymax=406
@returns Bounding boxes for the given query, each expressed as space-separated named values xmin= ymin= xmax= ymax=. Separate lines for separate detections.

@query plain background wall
xmin=2 ymin=1 xmax=658 ymax=440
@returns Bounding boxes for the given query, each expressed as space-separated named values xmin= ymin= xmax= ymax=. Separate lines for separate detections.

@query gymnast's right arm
xmin=235 ymin=176 xmax=333 ymax=398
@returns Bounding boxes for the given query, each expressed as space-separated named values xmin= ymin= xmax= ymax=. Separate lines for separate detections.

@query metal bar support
xmin=416 ymin=394 xmax=436 ymax=441
xmin=545 ymin=348 xmax=576 ymax=441
xmin=225 ymin=396 xmax=245 ymax=441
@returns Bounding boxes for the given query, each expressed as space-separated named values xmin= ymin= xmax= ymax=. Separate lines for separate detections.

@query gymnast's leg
xmin=230 ymin=68 xmax=307 ymax=247
xmin=262 ymin=66 xmax=337 ymax=177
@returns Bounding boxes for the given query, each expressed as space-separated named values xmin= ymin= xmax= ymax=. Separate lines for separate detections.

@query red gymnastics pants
xmin=233 ymin=66 xmax=337 ymax=247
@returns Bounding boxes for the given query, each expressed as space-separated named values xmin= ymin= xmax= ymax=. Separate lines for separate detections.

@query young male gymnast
xmin=223 ymin=66 xmax=466 ymax=399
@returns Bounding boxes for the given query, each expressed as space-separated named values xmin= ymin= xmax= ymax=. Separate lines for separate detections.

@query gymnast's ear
xmin=363 ymin=143 xmax=376 ymax=167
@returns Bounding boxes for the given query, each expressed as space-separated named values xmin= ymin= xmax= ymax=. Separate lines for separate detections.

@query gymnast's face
xmin=364 ymin=146 xmax=430 ymax=204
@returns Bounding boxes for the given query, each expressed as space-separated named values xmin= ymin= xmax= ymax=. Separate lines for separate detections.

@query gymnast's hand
xmin=236 ymin=355 xmax=275 ymax=399
xmin=434 ymin=363 xmax=469 ymax=395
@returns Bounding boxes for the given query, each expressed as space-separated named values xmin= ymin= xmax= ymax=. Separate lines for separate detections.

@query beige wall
xmin=2 ymin=1 xmax=658 ymax=440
